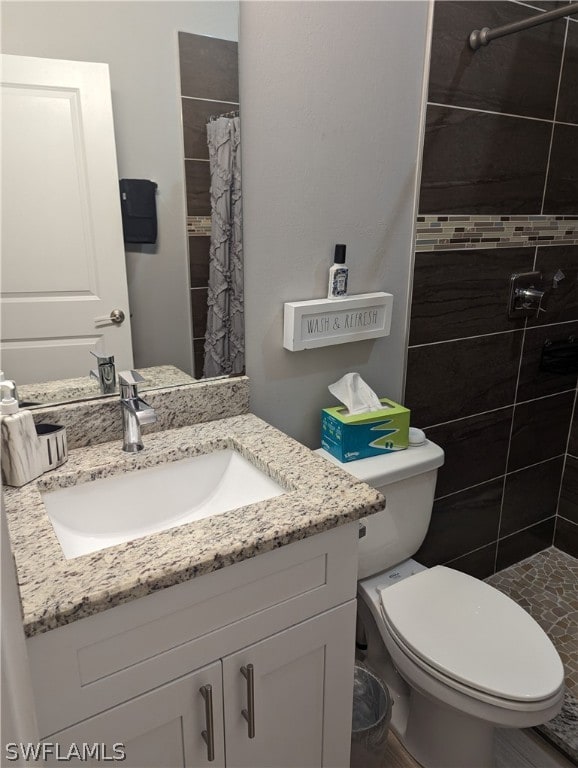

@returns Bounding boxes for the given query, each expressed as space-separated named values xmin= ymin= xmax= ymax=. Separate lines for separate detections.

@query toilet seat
xmin=373 ymin=566 xmax=564 ymax=703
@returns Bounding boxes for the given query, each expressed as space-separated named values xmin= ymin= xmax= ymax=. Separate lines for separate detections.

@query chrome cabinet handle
xmin=240 ymin=664 xmax=255 ymax=739
xmin=200 ymin=685 xmax=215 ymax=762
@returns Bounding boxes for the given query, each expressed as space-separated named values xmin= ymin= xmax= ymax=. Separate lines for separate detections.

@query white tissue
xmin=328 ymin=372 xmax=383 ymax=415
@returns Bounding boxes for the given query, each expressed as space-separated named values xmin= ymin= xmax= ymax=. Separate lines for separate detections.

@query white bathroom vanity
xmin=4 ymin=406 xmax=384 ymax=767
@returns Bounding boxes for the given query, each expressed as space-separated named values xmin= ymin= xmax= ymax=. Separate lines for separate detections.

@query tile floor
xmin=380 ymin=728 xmax=575 ymax=768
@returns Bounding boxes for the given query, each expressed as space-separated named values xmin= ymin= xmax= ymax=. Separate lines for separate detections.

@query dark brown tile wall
xmin=409 ymin=248 xmax=531 ymax=344
xmin=416 ymin=479 xmax=503 ymax=566
xmin=543 ymin=123 xmax=578 ymax=215
xmin=569 ymin=406 xmax=578 ymax=455
xmin=420 ymin=1 xmax=578 ymax=217
xmin=508 ymin=391 xmax=574 ymax=471
xmin=406 ymin=2 xmax=578 ymax=576
xmin=191 ymin=288 xmax=209 ymax=339
xmin=559 ymin=456 xmax=578 ymax=524
xmin=557 ymin=396 xmax=578 ymax=555
xmin=554 ymin=517 xmax=578 ymax=558
xmin=178 ymin=32 xmax=238 ymax=379
xmin=557 ymin=17 xmax=578 ymax=123
xmin=445 ymin=543 xmax=497 ymax=580
xmin=193 ymin=339 xmax=205 ymax=380
xmin=516 ymin=321 xmax=578 ymax=401
xmin=425 ymin=408 xmax=514 ymax=497
xmin=188 ymin=236 xmax=210 ymax=288
xmin=179 ymin=31 xmax=239 ymax=102
xmin=419 ymin=106 xmax=551 ymax=214
xmin=428 ymin=1 xmax=566 ymax=119
xmin=182 ymin=98 xmax=237 ymax=160
xmin=185 ymin=160 xmax=211 ymax=216
xmin=406 ymin=331 xmax=523 ymax=426
xmin=500 ymin=457 xmax=564 ymax=536
xmin=496 ymin=518 xmax=557 ymax=571
xmin=531 ymin=246 xmax=578 ymax=325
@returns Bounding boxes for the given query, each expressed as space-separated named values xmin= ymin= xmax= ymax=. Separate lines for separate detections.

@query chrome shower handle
xmin=508 ymin=272 xmax=548 ymax=319
xmin=515 ymin=285 xmax=547 ymax=317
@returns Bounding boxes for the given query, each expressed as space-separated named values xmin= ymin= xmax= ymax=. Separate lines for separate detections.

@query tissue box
xmin=321 ymin=398 xmax=410 ymax=462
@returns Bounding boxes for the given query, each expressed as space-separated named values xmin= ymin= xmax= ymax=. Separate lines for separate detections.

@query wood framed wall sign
xmin=283 ymin=292 xmax=393 ymax=351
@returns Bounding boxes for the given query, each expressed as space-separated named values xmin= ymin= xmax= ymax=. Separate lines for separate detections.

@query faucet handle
xmin=90 ymin=350 xmax=115 ymax=365
xmin=90 ymin=352 xmax=116 ymax=394
xmin=118 ymin=370 xmax=144 ymax=386
xmin=118 ymin=370 xmax=144 ymax=399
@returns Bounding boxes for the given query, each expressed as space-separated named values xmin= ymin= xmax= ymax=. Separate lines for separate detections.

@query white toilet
xmin=316 ymin=439 xmax=564 ymax=768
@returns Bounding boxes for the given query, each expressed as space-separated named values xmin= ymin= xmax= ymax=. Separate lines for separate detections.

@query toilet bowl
xmin=315 ymin=443 xmax=564 ymax=768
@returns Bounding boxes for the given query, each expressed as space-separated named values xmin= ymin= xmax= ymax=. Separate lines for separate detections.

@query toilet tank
xmin=315 ymin=441 xmax=444 ymax=579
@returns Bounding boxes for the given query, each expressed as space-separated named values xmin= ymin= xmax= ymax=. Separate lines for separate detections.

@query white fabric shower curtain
xmin=203 ymin=116 xmax=244 ymax=378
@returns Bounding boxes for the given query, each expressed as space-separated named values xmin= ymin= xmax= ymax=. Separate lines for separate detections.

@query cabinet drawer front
xmin=77 ymin=553 xmax=327 ymax=686
xmin=28 ymin=524 xmax=358 ymax=736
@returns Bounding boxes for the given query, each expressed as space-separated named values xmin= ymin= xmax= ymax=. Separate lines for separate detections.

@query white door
xmin=45 ymin=661 xmax=225 ymax=767
xmin=223 ymin=601 xmax=356 ymax=768
xmin=1 ymin=54 xmax=133 ymax=384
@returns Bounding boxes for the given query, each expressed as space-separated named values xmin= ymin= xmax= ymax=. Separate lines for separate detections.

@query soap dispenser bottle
xmin=328 ymin=244 xmax=349 ymax=298
xmin=0 ymin=379 xmax=44 ymax=487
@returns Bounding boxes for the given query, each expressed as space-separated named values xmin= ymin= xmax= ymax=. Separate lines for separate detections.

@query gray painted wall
xmin=240 ymin=1 xmax=431 ymax=447
xmin=3 ymin=0 xmax=431 ymax=448
xmin=1 ymin=1 xmax=239 ymax=376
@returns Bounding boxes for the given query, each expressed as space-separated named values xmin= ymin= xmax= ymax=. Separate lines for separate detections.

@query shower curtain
xmin=203 ymin=115 xmax=244 ymax=378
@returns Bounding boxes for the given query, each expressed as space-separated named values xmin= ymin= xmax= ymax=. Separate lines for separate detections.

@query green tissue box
xmin=321 ymin=398 xmax=410 ymax=463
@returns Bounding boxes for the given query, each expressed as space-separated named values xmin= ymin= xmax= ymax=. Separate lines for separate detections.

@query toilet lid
xmin=378 ymin=566 xmax=564 ymax=702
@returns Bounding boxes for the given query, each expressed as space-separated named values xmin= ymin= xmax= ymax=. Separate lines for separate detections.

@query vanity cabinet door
xmin=45 ymin=661 xmax=224 ymax=767
xmin=222 ymin=600 xmax=356 ymax=768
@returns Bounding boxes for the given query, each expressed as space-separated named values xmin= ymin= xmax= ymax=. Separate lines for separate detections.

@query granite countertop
xmin=4 ymin=413 xmax=385 ymax=638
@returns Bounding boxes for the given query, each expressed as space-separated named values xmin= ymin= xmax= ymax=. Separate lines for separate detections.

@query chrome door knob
xmin=94 ymin=309 xmax=126 ymax=327
xmin=109 ymin=309 xmax=125 ymax=324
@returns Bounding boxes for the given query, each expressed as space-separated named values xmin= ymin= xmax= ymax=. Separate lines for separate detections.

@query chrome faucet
xmin=90 ymin=351 xmax=116 ymax=394
xmin=118 ymin=370 xmax=157 ymax=452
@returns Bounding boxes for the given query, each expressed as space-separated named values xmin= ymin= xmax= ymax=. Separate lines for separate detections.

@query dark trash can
xmin=350 ymin=664 xmax=392 ymax=768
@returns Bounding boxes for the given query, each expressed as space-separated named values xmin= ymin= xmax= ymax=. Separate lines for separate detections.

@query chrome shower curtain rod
xmin=469 ymin=2 xmax=578 ymax=50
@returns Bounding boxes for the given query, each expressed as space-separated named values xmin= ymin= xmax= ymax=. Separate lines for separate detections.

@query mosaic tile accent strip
xmin=416 ymin=215 xmax=578 ymax=252
xmin=486 ymin=547 xmax=578 ymax=763
xmin=187 ymin=215 xmax=211 ymax=236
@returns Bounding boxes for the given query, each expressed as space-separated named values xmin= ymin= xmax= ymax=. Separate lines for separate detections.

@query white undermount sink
xmin=41 ymin=449 xmax=286 ymax=559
